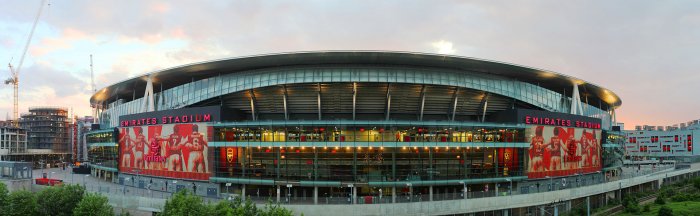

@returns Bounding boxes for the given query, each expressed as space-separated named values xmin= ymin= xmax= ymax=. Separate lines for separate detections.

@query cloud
xmin=431 ymin=40 xmax=456 ymax=54
xmin=1 ymin=0 xmax=699 ymax=127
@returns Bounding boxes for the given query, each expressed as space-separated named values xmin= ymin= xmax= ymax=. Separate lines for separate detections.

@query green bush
xmin=658 ymin=206 xmax=673 ymax=216
xmin=0 ymin=182 xmax=8 ymax=216
xmin=643 ymin=204 xmax=650 ymax=212
xmin=693 ymin=178 xmax=700 ymax=191
xmin=73 ymin=193 xmax=114 ymax=216
xmin=7 ymin=190 xmax=38 ymax=216
xmin=162 ymin=192 xmax=293 ymax=216
xmin=37 ymin=184 xmax=86 ymax=216
xmin=655 ymin=194 xmax=666 ymax=205
xmin=162 ymin=190 xmax=212 ymax=216
xmin=622 ymin=196 xmax=640 ymax=214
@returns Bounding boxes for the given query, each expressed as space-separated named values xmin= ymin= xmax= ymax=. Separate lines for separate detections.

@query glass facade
xmin=212 ymin=126 xmax=524 ymax=143
xmin=213 ymin=146 xmax=525 ymax=183
xmin=86 ymin=131 xmax=118 ymax=169
xmin=99 ymin=68 xmax=613 ymax=129
xmin=211 ymin=125 xmax=527 ymax=183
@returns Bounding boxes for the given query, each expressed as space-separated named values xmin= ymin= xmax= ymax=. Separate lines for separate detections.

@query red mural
xmin=119 ymin=123 xmax=211 ymax=180
xmin=528 ymin=125 xmax=601 ymax=178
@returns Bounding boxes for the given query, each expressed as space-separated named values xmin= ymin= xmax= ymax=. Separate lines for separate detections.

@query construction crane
xmin=6 ymin=0 xmax=48 ymax=127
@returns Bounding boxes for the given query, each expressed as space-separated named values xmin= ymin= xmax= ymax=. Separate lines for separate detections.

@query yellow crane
xmin=6 ymin=0 xmax=48 ymax=127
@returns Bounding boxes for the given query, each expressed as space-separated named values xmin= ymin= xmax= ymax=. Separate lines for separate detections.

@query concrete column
xmin=242 ymin=184 xmax=246 ymax=201
xmin=540 ymin=206 xmax=545 ymax=216
xmin=429 ymin=186 xmax=433 ymax=201
xmin=586 ymin=196 xmax=590 ymax=216
xmin=313 ymin=187 xmax=318 ymax=205
xmin=392 ymin=187 xmax=396 ymax=203
xmin=276 ymin=186 xmax=281 ymax=203
xmin=352 ymin=187 xmax=357 ymax=204
xmin=496 ymin=183 xmax=499 ymax=196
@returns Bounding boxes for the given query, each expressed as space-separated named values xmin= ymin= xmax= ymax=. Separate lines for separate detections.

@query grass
xmin=615 ymin=201 xmax=700 ymax=216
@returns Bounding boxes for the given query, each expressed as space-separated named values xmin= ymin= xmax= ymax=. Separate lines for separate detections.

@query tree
xmin=693 ymin=177 xmax=700 ymax=191
xmin=658 ymin=206 xmax=673 ymax=216
xmin=162 ymin=190 xmax=212 ymax=216
xmin=0 ymin=182 xmax=9 ymax=216
xmin=259 ymin=200 xmax=293 ymax=216
xmin=7 ymin=190 xmax=38 ymax=216
xmin=211 ymin=201 xmax=234 ymax=216
xmin=37 ymin=184 xmax=86 ymax=216
xmin=73 ymin=193 xmax=114 ymax=216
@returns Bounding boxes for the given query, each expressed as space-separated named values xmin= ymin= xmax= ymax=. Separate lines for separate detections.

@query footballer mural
xmin=119 ymin=123 xmax=211 ymax=180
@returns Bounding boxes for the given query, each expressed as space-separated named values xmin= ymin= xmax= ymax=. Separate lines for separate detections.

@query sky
xmin=1 ymin=0 xmax=699 ymax=129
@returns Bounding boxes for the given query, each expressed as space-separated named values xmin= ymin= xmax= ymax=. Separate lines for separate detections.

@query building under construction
xmin=5 ymin=107 xmax=73 ymax=167
xmin=0 ymin=124 xmax=27 ymax=161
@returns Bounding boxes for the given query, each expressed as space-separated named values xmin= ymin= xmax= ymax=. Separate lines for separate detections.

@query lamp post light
xmin=406 ymin=183 xmax=413 ymax=202
xmin=459 ymin=181 xmax=467 ymax=199
xmin=172 ymin=180 xmax=178 ymax=196
xmin=506 ymin=178 xmax=512 ymax=195
xmin=83 ymin=174 xmax=90 ymax=189
xmin=39 ymin=160 xmax=45 ymax=179
xmin=123 ymin=177 xmax=130 ymax=195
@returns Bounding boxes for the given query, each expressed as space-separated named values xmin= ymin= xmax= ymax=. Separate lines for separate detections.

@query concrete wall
xmin=283 ymin=166 xmax=700 ymax=216
xmin=1 ymin=179 xmax=32 ymax=192
xmin=92 ymin=164 xmax=700 ymax=216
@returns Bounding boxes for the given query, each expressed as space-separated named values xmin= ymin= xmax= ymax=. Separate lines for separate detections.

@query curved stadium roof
xmin=90 ymin=51 xmax=621 ymax=109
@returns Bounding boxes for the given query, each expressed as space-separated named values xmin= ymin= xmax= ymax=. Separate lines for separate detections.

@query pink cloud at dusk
xmin=0 ymin=0 xmax=699 ymax=128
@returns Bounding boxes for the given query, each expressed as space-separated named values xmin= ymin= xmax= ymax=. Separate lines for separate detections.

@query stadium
xmin=86 ymin=51 xmax=625 ymax=206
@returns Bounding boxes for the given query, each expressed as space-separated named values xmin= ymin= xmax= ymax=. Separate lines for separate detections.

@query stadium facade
xmin=86 ymin=51 xmax=624 ymax=204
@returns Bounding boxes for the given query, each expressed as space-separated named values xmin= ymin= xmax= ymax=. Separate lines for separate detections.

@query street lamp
xmin=172 ymin=180 xmax=177 ymax=195
xmin=506 ymin=178 xmax=512 ymax=195
xmin=39 ymin=160 xmax=45 ymax=179
xmin=123 ymin=177 xmax=130 ymax=195
xmin=406 ymin=183 xmax=413 ymax=202
xmin=83 ymin=174 xmax=90 ymax=189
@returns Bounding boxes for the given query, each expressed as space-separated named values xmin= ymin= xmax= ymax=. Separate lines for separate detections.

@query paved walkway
xmin=32 ymin=168 xmax=180 ymax=200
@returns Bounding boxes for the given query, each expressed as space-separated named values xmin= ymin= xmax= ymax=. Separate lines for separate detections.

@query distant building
xmin=15 ymin=107 xmax=72 ymax=166
xmin=0 ymin=124 xmax=28 ymax=161
xmin=625 ymin=119 xmax=700 ymax=161
xmin=73 ymin=116 xmax=94 ymax=162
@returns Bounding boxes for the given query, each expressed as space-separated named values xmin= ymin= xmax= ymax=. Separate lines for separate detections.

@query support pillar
xmin=276 ymin=186 xmax=280 ymax=203
xmin=313 ymin=186 xmax=318 ymax=205
xmin=392 ymin=187 xmax=396 ymax=203
xmin=352 ymin=186 xmax=357 ymax=204
xmin=586 ymin=196 xmax=590 ymax=216
xmin=429 ymin=186 xmax=433 ymax=201
xmin=495 ymin=183 xmax=499 ymax=196
xmin=570 ymin=83 xmax=584 ymax=115
xmin=242 ymin=184 xmax=246 ymax=201
xmin=140 ymin=76 xmax=155 ymax=112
